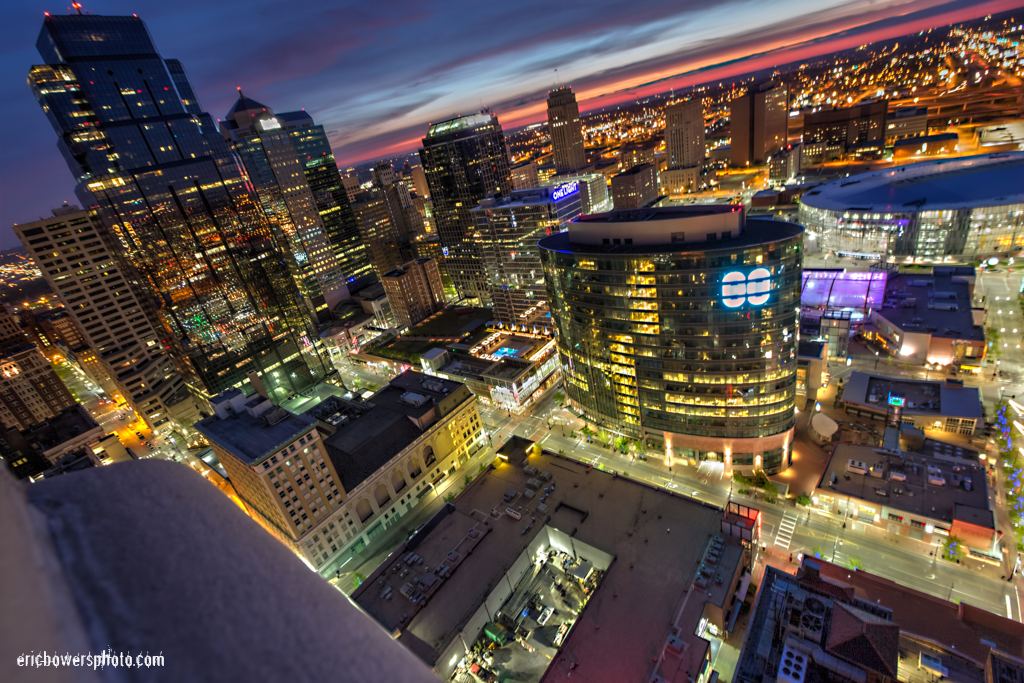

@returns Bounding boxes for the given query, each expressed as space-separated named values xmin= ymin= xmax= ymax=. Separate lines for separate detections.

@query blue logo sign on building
xmin=722 ymin=268 xmax=771 ymax=308
xmin=552 ymin=181 xmax=579 ymax=201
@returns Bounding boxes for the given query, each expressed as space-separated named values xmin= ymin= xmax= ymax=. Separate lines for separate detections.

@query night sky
xmin=1 ymin=0 xmax=1020 ymax=248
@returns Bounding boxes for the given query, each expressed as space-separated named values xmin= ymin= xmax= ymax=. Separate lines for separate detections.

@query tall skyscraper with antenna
xmin=547 ymin=86 xmax=587 ymax=175
xmin=28 ymin=13 xmax=331 ymax=400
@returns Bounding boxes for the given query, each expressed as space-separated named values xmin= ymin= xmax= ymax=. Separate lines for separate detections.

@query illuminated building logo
xmin=722 ymin=268 xmax=771 ymax=308
xmin=442 ymin=246 xmax=449 ymax=256
xmin=552 ymin=181 xmax=579 ymax=201
xmin=257 ymin=117 xmax=282 ymax=131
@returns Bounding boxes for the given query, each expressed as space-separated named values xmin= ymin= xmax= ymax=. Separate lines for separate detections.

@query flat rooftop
xmin=322 ymin=371 xmax=468 ymax=492
xmin=798 ymin=340 xmax=826 ymax=359
xmin=354 ymin=449 xmax=724 ymax=682
xmin=803 ymin=559 xmax=1024 ymax=665
xmin=818 ymin=441 xmax=990 ymax=527
xmin=874 ymin=270 xmax=983 ymax=341
xmin=324 ymin=406 xmax=423 ymax=492
xmin=540 ymin=216 xmax=801 ymax=255
xmin=195 ymin=405 xmax=316 ymax=466
xmin=841 ymin=371 xmax=982 ymax=419
xmin=425 ymin=113 xmax=496 ymax=139
xmin=27 ymin=405 xmax=101 ymax=452
xmin=612 ymin=162 xmax=654 ymax=178
xmin=573 ymin=204 xmax=738 ymax=224
xmin=800 ymin=152 xmax=1024 ymax=213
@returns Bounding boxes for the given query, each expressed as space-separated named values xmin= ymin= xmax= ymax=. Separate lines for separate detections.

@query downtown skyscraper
xmin=664 ymin=100 xmax=704 ymax=170
xmin=220 ymin=91 xmax=369 ymax=318
xmin=661 ymin=99 xmax=705 ymax=195
xmin=418 ymin=113 xmax=512 ymax=303
xmin=546 ymin=87 xmax=587 ymax=175
xmin=730 ymin=82 xmax=788 ymax=167
xmin=28 ymin=13 xmax=331 ymax=400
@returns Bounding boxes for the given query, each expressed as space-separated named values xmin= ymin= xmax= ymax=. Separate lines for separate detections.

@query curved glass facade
xmin=540 ymin=219 xmax=803 ymax=473
xmin=799 ymin=153 xmax=1024 ymax=260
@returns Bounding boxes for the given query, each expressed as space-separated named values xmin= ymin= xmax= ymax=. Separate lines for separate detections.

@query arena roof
xmin=800 ymin=152 xmax=1024 ymax=213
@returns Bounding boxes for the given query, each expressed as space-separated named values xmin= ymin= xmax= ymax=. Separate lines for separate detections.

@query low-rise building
xmin=350 ymin=281 xmax=397 ymax=330
xmin=198 ymin=371 xmax=484 ymax=578
xmin=611 ymin=163 xmax=659 ymax=210
xmin=0 ymin=341 xmax=76 ymax=431
xmin=838 ymin=371 xmax=982 ymax=435
xmin=320 ymin=313 xmax=379 ymax=366
xmin=862 ymin=268 xmax=986 ymax=369
xmin=893 ymin=132 xmax=959 ymax=160
xmin=1 ymin=404 xmax=104 ymax=479
xmin=814 ymin=433 xmax=995 ymax=554
xmin=660 ymin=165 xmax=701 ymax=195
xmin=618 ymin=141 xmax=657 ymax=170
xmin=802 ymin=101 xmax=886 ymax=164
xmin=886 ymin=105 xmax=929 ymax=140
xmin=511 ymin=160 xmax=540 ymax=191
xmin=421 ymin=327 xmax=560 ymax=415
xmin=543 ymin=173 xmax=612 ymax=215
xmin=382 ymin=258 xmax=446 ymax=329
xmin=768 ymin=142 xmax=802 ymax=184
xmin=738 ymin=558 xmax=1024 ymax=683
xmin=796 ymin=339 xmax=828 ymax=405
xmin=352 ymin=438 xmax=751 ymax=683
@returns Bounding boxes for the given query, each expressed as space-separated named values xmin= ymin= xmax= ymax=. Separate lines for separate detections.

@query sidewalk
xmin=332 ymin=444 xmax=495 ymax=594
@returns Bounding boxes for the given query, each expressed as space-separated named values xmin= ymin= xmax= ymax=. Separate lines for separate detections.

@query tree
xmin=846 ymin=557 xmax=862 ymax=570
xmin=553 ymin=391 xmax=566 ymax=405
xmin=597 ymin=430 xmax=612 ymax=446
xmin=795 ymin=494 xmax=813 ymax=507
xmin=733 ymin=471 xmax=754 ymax=488
xmin=614 ymin=436 xmax=629 ymax=452
xmin=530 ymin=442 xmax=542 ymax=458
xmin=942 ymin=535 xmax=964 ymax=562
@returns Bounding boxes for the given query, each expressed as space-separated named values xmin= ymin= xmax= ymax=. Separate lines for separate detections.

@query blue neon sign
xmin=551 ymin=181 xmax=579 ymax=201
xmin=722 ymin=268 xmax=771 ymax=308
xmin=442 ymin=246 xmax=449 ymax=257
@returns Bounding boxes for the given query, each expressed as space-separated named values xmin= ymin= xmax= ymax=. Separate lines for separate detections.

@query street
xmin=278 ymin=331 xmax=1024 ymax=619
xmin=475 ymin=391 xmax=1023 ymax=621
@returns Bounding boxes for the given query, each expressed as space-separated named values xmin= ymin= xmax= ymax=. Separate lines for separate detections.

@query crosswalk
xmin=774 ymin=512 xmax=798 ymax=550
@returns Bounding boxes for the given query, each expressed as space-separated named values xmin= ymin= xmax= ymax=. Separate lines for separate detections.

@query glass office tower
xmin=540 ymin=206 xmax=803 ymax=474
xmin=472 ymin=182 xmax=582 ymax=324
xmin=418 ymin=113 xmax=512 ymax=303
xmin=283 ymin=111 xmax=372 ymax=284
xmin=220 ymin=94 xmax=361 ymax=319
xmin=29 ymin=14 xmax=329 ymax=399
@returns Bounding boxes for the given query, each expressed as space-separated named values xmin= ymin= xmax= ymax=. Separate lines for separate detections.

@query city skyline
xmin=1 ymin=0 xmax=1019 ymax=247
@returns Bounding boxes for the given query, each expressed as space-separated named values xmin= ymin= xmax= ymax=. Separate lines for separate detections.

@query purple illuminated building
xmin=801 ymin=269 xmax=887 ymax=316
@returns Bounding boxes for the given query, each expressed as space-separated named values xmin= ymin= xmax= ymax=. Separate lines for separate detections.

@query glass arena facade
xmin=540 ymin=206 xmax=803 ymax=474
xmin=800 ymin=153 xmax=1024 ymax=261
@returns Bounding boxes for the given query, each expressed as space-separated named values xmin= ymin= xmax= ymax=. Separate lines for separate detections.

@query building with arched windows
xmin=197 ymin=371 xmax=484 ymax=578
xmin=799 ymin=152 xmax=1024 ymax=260
xmin=539 ymin=206 xmax=803 ymax=474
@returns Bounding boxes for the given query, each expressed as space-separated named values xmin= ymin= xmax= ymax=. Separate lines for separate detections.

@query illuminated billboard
xmin=722 ymin=268 xmax=771 ymax=308
xmin=551 ymin=181 xmax=579 ymax=201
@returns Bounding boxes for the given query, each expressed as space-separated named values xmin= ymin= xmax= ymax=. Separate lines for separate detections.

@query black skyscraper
xmin=29 ymin=14 xmax=330 ymax=398
xmin=418 ymin=113 xmax=512 ymax=303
